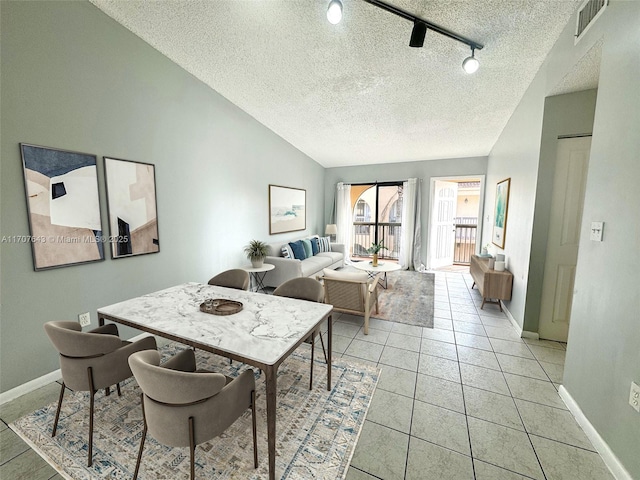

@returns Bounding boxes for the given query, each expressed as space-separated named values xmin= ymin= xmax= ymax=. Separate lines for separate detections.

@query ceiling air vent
xmin=575 ymin=0 xmax=608 ymax=44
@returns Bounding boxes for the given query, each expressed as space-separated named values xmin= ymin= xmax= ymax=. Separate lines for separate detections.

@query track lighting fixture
xmin=462 ymin=48 xmax=480 ymax=74
xmin=327 ymin=0 xmax=484 ymax=73
xmin=327 ymin=0 xmax=343 ymax=25
xmin=409 ymin=21 xmax=427 ymax=48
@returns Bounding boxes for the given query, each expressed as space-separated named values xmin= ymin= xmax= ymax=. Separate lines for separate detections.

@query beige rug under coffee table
xmin=351 ymin=260 xmax=401 ymax=288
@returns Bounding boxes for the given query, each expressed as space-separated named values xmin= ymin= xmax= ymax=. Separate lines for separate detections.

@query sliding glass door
xmin=351 ymin=183 xmax=403 ymax=260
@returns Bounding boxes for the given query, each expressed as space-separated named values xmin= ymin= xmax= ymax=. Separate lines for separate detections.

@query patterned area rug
xmin=10 ymin=342 xmax=379 ymax=480
xmin=370 ymin=270 xmax=434 ymax=328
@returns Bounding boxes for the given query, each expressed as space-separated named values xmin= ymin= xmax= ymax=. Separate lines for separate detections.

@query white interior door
xmin=430 ymin=180 xmax=458 ymax=269
xmin=538 ymin=137 xmax=591 ymax=342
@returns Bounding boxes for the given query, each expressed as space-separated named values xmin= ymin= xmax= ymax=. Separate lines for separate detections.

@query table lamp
xmin=325 ymin=224 xmax=337 ymax=242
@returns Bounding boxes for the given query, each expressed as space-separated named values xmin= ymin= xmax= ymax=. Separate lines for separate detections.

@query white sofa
xmin=262 ymin=235 xmax=345 ymax=288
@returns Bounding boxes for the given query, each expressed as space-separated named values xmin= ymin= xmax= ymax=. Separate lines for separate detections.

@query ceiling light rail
xmin=326 ymin=0 xmax=484 ymax=73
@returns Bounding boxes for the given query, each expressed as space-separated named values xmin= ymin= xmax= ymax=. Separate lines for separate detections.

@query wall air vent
xmin=575 ymin=0 xmax=608 ymax=44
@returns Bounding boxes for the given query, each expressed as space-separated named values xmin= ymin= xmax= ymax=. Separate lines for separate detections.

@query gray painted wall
xmin=324 ymin=157 xmax=488 ymax=266
xmin=524 ymin=89 xmax=597 ymax=333
xmin=0 ymin=1 xmax=325 ymax=392
xmin=485 ymin=1 xmax=640 ymax=476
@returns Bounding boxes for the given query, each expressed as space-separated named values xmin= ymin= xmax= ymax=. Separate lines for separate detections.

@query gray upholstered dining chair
xmin=128 ymin=349 xmax=258 ymax=480
xmin=43 ymin=321 xmax=157 ymax=466
xmin=207 ymin=269 xmax=250 ymax=291
xmin=273 ymin=277 xmax=327 ymax=389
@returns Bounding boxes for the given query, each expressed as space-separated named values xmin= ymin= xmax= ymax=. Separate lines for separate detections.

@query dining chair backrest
xmin=207 ymin=269 xmax=250 ymax=291
xmin=273 ymin=277 xmax=324 ymax=303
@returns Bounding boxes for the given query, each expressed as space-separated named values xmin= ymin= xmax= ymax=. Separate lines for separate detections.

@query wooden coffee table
xmin=352 ymin=261 xmax=401 ymax=289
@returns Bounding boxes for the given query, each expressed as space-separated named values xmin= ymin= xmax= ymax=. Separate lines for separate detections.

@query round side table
xmin=242 ymin=263 xmax=275 ymax=293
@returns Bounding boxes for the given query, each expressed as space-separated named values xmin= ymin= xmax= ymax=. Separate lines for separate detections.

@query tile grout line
xmin=403 ymin=327 xmax=425 ymax=480
xmin=499 ymin=337 xmax=550 ymax=480
xmin=447 ymin=273 xmax=479 ymax=480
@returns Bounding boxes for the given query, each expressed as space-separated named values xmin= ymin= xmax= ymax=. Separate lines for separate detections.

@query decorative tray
xmin=200 ymin=299 xmax=243 ymax=316
xmin=369 ymin=261 xmax=384 ymax=266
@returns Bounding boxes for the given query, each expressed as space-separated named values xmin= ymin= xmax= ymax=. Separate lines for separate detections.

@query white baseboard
xmin=521 ymin=330 xmax=540 ymax=339
xmin=0 ymin=369 xmax=61 ymax=406
xmin=500 ymin=302 xmax=539 ymax=339
xmin=558 ymin=386 xmax=633 ymax=480
xmin=0 ymin=332 xmax=156 ymax=406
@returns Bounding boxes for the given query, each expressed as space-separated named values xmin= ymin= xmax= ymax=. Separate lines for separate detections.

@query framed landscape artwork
xmin=269 ymin=184 xmax=306 ymax=234
xmin=19 ymin=143 xmax=105 ymax=270
xmin=492 ymin=177 xmax=511 ymax=249
xmin=104 ymin=157 xmax=160 ymax=258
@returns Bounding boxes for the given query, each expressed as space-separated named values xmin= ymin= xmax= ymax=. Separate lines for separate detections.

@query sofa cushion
xmin=300 ymin=256 xmax=334 ymax=277
xmin=281 ymin=244 xmax=293 ymax=259
xmin=322 ymin=268 xmax=368 ymax=282
xmin=289 ymin=241 xmax=307 ymax=260
xmin=301 ymin=239 xmax=313 ymax=258
xmin=310 ymin=237 xmax=320 ymax=255
xmin=316 ymin=251 xmax=343 ymax=264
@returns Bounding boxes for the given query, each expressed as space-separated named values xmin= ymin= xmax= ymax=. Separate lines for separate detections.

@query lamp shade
xmin=325 ymin=224 xmax=338 ymax=235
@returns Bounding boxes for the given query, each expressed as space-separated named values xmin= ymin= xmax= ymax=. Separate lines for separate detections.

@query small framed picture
xmin=492 ymin=178 xmax=511 ymax=249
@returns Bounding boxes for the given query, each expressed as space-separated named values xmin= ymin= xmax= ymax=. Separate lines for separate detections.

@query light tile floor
xmin=0 ymin=271 xmax=615 ymax=480
xmin=337 ymin=271 xmax=615 ymax=480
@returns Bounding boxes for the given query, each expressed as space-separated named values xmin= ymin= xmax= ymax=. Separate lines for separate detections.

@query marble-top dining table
xmin=97 ymin=282 xmax=334 ymax=480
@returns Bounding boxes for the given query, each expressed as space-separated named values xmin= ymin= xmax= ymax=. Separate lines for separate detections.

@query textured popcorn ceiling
xmin=90 ymin=0 xmax=584 ymax=168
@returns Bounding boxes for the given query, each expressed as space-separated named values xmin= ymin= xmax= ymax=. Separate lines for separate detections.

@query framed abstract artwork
xmin=19 ymin=143 xmax=105 ymax=270
xmin=104 ymin=157 xmax=160 ymax=258
xmin=268 ymin=184 xmax=306 ymax=235
xmin=492 ymin=177 xmax=511 ymax=249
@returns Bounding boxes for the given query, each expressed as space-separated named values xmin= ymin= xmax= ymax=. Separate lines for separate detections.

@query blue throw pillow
xmin=310 ymin=237 xmax=319 ymax=255
xmin=289 ymin=241 xmax=307 ymax=260
xmin=301 ymin=239 xmax=313 ymax=258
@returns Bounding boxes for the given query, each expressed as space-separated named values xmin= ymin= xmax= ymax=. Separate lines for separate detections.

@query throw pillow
xmin=281 ymin=244 xmax=294 ymax=259
xmin=310 ymin=237 xmax=320 ymax=255
xmin=289 ymin=240 xmax=307 ymax=260
xmin=301 ymin=239 xmax=313 ymax=258
xmin=318 ymin=236 xmax=331 ymax=253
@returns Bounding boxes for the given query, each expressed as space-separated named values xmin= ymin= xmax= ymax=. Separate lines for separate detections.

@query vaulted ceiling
xmin=90 ymin=0 xmax=583 ymax=167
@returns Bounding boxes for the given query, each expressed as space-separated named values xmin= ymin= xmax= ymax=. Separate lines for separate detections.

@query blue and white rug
xmin=11 ymin=342 xmax=379 ymax=479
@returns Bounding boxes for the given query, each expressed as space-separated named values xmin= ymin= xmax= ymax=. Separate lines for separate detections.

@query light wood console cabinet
xmin=470 ymin=255 xmax=513 ymax=310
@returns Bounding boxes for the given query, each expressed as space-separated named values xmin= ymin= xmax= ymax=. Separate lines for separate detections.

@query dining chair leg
xmin=52 ymin=382 xmax=66 ymax=437
xmin=133 ymin=394 xmax=147 ymax=480
xmin=251 ymin=390 xmax=258 ymax=469
xmin=87 ymin=367 xmax=95 ymax=467
xmin=116 ymin=383 xmax=122 ymax=396
xmin=189 ymin=416 xmax=196 ymax=480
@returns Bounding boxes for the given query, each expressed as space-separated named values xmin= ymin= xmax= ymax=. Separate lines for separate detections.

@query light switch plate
xmin=78 ymin=312 xmax=91 ymax=327
xmin=590 ymin=221 xmax=604 ymax=241
xmin=630 ymin=381 xmax=640 ymax=413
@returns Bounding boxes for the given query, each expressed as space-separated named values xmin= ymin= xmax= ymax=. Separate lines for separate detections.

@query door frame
xmin=427 ymin=175 xmax=486 ymax=269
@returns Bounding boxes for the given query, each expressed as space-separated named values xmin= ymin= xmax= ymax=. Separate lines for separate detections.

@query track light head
xmin=327 ymin=0 xmax=343 ymax=25
xmin=409 ymin=21 xmax=427 ymax=47
xmin=462 ymin=48 xmax=480 ymax=74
